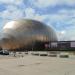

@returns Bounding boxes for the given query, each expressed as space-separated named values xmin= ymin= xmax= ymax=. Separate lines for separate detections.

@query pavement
xmin=0 ymin=54 xmax=75 ymax=75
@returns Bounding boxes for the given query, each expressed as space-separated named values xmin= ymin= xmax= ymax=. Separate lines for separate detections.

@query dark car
xmin=0 ymin=50 xmax=9 ymax=55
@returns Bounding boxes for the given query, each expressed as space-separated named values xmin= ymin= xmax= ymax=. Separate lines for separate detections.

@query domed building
xmin=0 ymin=19 xmax=57 ymax=51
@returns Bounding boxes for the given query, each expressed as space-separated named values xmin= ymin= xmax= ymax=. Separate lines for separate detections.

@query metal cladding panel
xmin=0 ymin=19 xmax=58 ymax=50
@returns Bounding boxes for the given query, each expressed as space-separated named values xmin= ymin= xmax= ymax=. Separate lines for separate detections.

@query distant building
xmin=45 ymin=41 xmax=75 ymax=51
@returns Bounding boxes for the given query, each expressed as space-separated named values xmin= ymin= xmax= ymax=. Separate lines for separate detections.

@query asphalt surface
xmin=0 ymin=54 xmax=75 ymax=75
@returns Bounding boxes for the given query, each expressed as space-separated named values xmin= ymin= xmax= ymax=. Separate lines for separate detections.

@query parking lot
xmin=0 ymin=53 xmax=75 ymax=75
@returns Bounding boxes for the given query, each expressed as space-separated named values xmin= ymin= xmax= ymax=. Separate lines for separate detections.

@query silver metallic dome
xmin=0 ymin=19 xmax=57 ymax=50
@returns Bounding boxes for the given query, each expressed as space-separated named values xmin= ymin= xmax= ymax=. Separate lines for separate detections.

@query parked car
xmin=0 ymin=50 xmax=9 ymax=55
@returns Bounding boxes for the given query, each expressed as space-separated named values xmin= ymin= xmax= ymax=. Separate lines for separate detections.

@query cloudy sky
xmin=0 ymin=0 xmax=75 ymax=41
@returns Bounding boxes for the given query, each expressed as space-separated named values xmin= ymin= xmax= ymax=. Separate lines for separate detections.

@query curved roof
xmin=0 ymin=19 xmax=58 ymax=50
